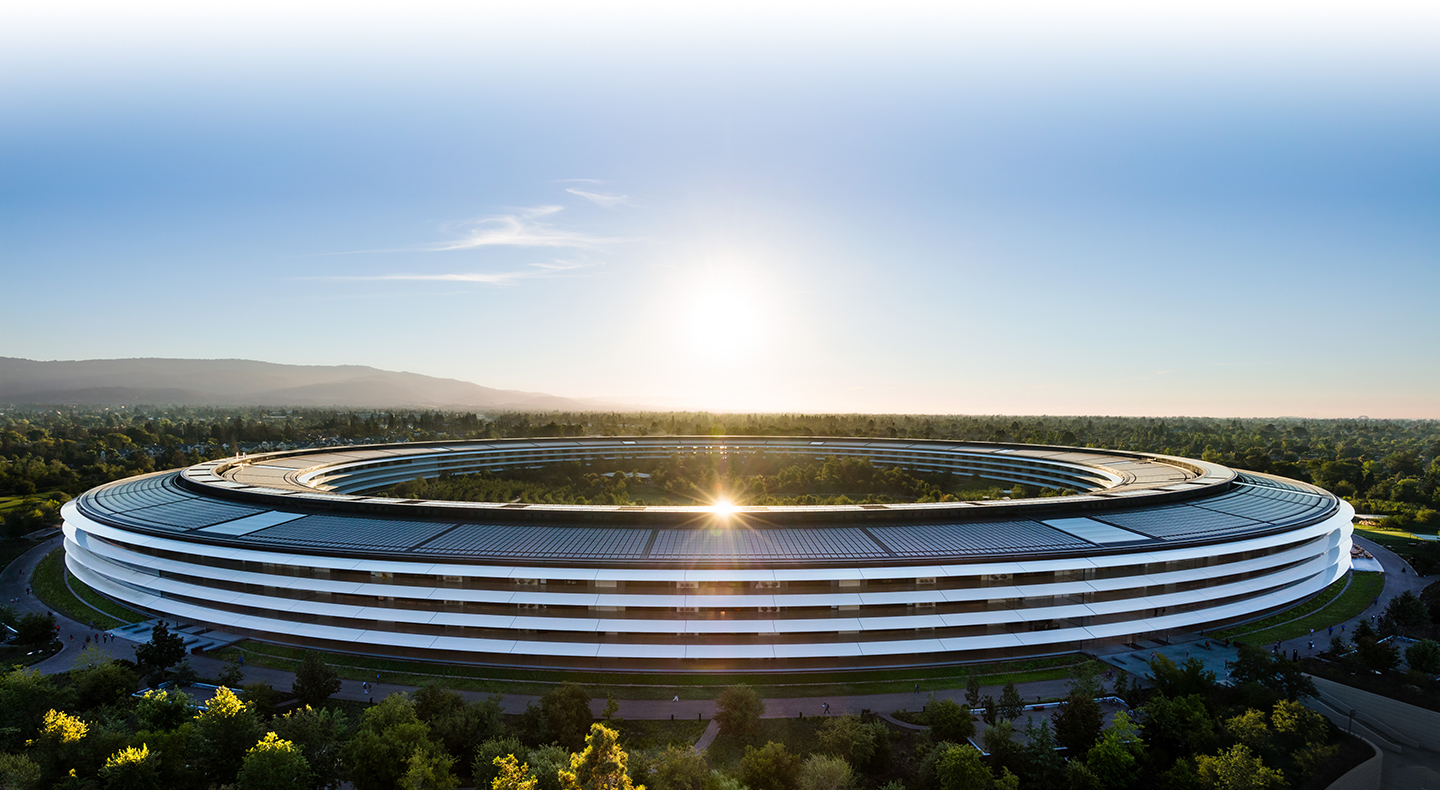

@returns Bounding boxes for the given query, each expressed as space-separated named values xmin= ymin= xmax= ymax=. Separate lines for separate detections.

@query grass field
xmin=1228 ymin=571 xmax=1385 ymax=645
xmin=32 ymin=548 xmax=127 ymax=630
xmin=213 ymin=639 xmax=1103 ymax=700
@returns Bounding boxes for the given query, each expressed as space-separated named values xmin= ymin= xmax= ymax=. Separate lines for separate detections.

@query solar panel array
xmin=78 ymin=467 xmax=1338 ymax=562
xmin=243 ymin=515 xmax=458 ymax=551
xmin=413 ymin=524 xmax=652 ymax=559
xmin=1093 ymin=505 xmax=1264 ymax=541
xmin=1194 ymin=485 xmax=1332 ymax=524
xmin=649 ymin=528 xmax=889 ymax=560
xmin=869 ymin=520 xmax=1091 ymax=556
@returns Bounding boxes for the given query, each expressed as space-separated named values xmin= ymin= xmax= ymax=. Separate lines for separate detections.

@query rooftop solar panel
xmin=649 ymin=528 xmax=888 ymax=560
xmin=245 ymin=515 xmax=459 ymax=551
xmin=867 ymin=520 xmax=1089 ymax=556
xmin=1093 ymin=505 xmax=1262 ymax=539
xmin=414 ymin=524 xmax=652 ymax=559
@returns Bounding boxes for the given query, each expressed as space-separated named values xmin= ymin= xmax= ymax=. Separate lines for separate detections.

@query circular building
xmin=62 ymin=437 xmax=1352 ymax=671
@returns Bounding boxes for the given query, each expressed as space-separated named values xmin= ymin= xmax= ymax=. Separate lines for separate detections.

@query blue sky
xmin=3 ymin=2 xmax=1438 ymax=417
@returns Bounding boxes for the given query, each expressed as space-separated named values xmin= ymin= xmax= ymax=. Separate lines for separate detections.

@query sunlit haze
xmin=3 ymin=1 xmax=1438 ymax=417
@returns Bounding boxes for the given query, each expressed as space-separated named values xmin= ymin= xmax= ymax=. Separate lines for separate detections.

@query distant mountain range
xmin=0 ymin=357 xmax=622 ymax=411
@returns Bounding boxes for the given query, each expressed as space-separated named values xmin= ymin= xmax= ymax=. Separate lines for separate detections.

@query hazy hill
xmin=0 ymin=357 xmax=604 ymax=410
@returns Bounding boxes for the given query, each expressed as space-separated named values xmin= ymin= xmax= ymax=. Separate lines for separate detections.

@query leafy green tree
xmin=526 ymin=745 xmax=571 ymax=790
xmin=646 ymin=745 xmax=711 ymax=790
xmin=132 ymin=689 xmax=192 ymax=733
xmin=541 ymin=684 xmax=594 ymax=752
xmin=242 ymin=681 xmax=282 ymax=720
xmin=99 ymin=743 xmax=160 ymax=790
xmin=1052 ymin=692 xmax=1102 ymax=754
xmin=797 ymin=753 xmax=853 ymax=790
xmin=1194 ymin=745 xmax=1285 ymax=790
xmin=195 ymin=686 xmax=264 ymax=786
xmin=473 ymin=737 xmax=527 ymax=790
xmin=715 ymin=685 xmax=765 ymax=740
xmin=133 ymin=621 xmax=186 ymax=680
xmin=14 ymin=612 xmax=56 ymax=646
xmin=997 ymin=682 xmax=1025 ymax=721
xmin=927 ymin=698 xmax=974 ymax=744
xmin=237 ymin=732 xmax=312 ymax=790
xmin=1147 ymin=655 xmax=1217 ymax=699
xmin=217 ymin=655 xmax=245 ymax=687
xmin=981 ymin=721 xmax=1020 ymax=776
xmin=0 ymin=752 xmax=40 ymax=790
xmin=934 ymin=744 xmax=989 ymax=790
xmin=816 ymin=715 xmax=887 ymax=773
xmin=1225 ymin=646 xmax=1316 ymax=700
xmin=402 ymin=741 xmax=459 ymax=790
xmin=1085 ymin=711 xmax=1144 ymax=789
xmin=738 ymin=742 xmax=801 ymax=790
xmin=561 ymin=723 xmax=637 ymax=790
xmin=413 ymin=688 xmax=504 ymax=765
xmin=71 ymin=650 xmax=138 ymax=711
xmin=291 ymin=653 xmax=342 ymax=709
xmin=342 ymin=694 xmax=435 ymax=790
xmin=274 ymin=705 xmax=348 ymax=790
xmin=964 ymin=676 xmax=981 ymax=709
xmin=1019 ymin=717 xmax=1064 ymax=789
xmin=979 ymin=695 xmax=997 ymax=727
xmin=1407 ymin=639 xmax=1440 ymax=673
xmin=1139 ymin=694 xmax=1216 ymax=759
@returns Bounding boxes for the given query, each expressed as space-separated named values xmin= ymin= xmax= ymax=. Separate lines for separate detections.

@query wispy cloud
xmin=430 ymin=206 xmax=621 ymax=250
xmin=565 ymin=188 xmax=633 ymax=209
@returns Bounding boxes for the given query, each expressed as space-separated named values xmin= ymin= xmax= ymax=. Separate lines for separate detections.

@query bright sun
xmin=709 ymin=498 xmax=738 ymax=517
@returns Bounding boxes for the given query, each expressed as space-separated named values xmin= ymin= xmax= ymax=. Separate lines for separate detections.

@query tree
xmin=979 ymin=695 xmax=997 ymax=727
xmin=561 ymin=723 xmax=637 ymax=790
xmin=474 ymin=737 xmax=527 ymax=789
xmin=133 ymin=621 xmax=186 ymax=679
xmin=715 ymin=685 xmax=765 ymax=740
xmin=1148 ymin=655 xmax=1216 ymax=699
xmin=1085 ymin=711 xmax=1144 ymax=789
xmin=492 ymin=754 xmax=539 ymax=790
xmin=133 ymin=689 xmax=192 ymax=733
xmin=927 ymin=698 xmax=974 ymax=743
xmin=1052 ymin=692 xmax=1102 ymax=754
xmin=934 ymin=744 xmax=989 ymax=790
xmin=1407 ymin=639 xmax=1440 ymax=673
xmin=73 ymin=657 xmax=139 ymax=710
xmin=291 ymin=653 xmax=342 ymax=709
xmin=14 ymin=611 xmax=56 ymax=645
xmin=1139 ymin=694 xmax=1215 ymax=759
xmin=99 ymin=743 xmax=160 ymax=790
xmin=647 ymin=745 xmax=711 ymax=790
xmin=237 ymin=732 xmax=313 ymax=790
xmin=1194 ymin=745 xmax=1285 ymax=790
xmin=243 ymin=681 xmax=282 ymax=720
xmin=1019 ymin=717 xmax=1064 ymax=789
xmin=797 ymin=754 xmax=854 ymax=790
xmin=541 ymin=684 xmax=594 ymax=752
xmin=342 ymin=694 xmax=435 ymax=790
xmin=402 ymin=741 xmax=459 ymax=790
xmin=274 ymin=705 xmax=348 ymax=790
xmin=1225 ymin=646 xmax=1316 ymax=700
xmin=997 ymin=681 xmax=1025 ymax=721
xmin=738 ymin=742 xmax=801 ymax=790
xmin=217 ymin=655 xmax=245 ymax=687
xmin=964 ymin=676 xmax=982 ymax=709
xmin=0 ymin=752 xmax=40 ymax=790
xmin=195 ymin=686 xmax=265 ymax=786
xmin=816 ymin=715 xmax=886 ymax=773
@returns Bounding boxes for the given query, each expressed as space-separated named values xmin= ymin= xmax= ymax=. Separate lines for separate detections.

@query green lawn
xmin=613 ymin=718 xmax=711 ymax=750
xmin=1229 ymin=572 xmax=1385 ymax=645
xmin=214 ymin=640 xmax=1102 ymax=700
xmin=31 ymin=548 xmax=126 ymax=630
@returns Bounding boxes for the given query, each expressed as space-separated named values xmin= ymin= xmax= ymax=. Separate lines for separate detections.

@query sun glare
xmin=709 ymin=497 xmax=738 ymax=517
